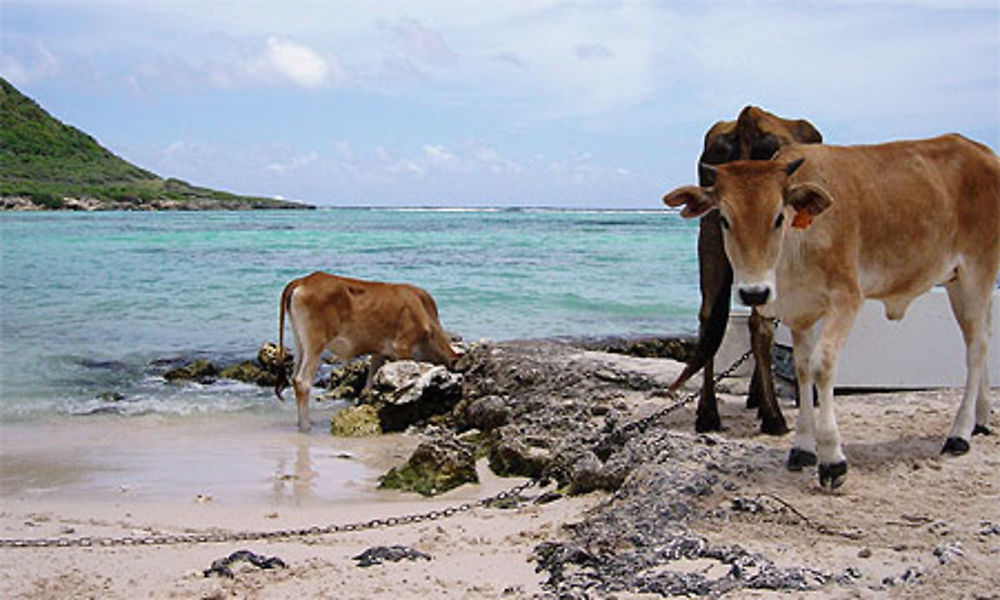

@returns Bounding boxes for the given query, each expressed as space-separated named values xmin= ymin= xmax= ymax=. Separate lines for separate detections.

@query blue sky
xmin=3 ymin=0 xmax=998 ymax=208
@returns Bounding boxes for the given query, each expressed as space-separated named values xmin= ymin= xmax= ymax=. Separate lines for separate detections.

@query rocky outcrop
xmin=369 ymin=361 xmax=463 ymax=432
xmin=160 ymin=343 xmax=291 ymax=386
xmin=379 ymin=434 xmax=478 ymax=496
xmin=163 ymin=359 xmax=219 ymax=384
xmin=330 ymin=405 xmax=381 ymax=437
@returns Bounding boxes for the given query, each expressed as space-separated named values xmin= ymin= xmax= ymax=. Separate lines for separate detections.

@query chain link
xmin=0 ymin=344 xmax=754 ymax=550
xmin=0 ymin=479 xmax=538 ymax=549
xmin=600 ymin=345 xmax=754 ymax=445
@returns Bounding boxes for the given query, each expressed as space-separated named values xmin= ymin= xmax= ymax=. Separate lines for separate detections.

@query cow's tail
xmin=667 ymin=274 xmax=733 ymax=394
xmin=274 ymin=279 xmax=297 ymax=401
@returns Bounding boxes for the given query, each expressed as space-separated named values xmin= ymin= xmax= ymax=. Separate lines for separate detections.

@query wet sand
xmin=0 ymin=409 xmax=574 ymax=599
xmin=0 ymin=409 xmax=408 ymax=505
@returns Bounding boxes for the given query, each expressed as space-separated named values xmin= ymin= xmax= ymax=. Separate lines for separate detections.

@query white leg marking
xmin=792 ymin=326 xmax=818 ymax=455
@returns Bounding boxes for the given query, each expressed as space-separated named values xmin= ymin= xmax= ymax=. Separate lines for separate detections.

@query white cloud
xmin=121 ymin=35 xmax=346 ymax=92
xmin=262 ymin=36 xmax=335 ymax=88
xmin=423 ymin=144 xmax=458 ymax=167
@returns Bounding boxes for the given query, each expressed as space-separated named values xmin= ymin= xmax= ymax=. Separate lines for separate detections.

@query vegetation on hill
xmin=0 ymin=77 xmax=310 ymax=210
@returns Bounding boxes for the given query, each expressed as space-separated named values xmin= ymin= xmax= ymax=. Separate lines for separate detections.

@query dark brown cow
xmin=669 ymin=106 xmax=822 ymax=435
xmin=275 ymin=272 xmax=458 ymax=432
xmin=665 ymin=134 xmax=999 ymax=488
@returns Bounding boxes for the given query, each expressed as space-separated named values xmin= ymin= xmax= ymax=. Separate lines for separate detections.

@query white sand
xmin=1 ymin=385 xmax=998 ymax=599
xmin=0 ymin=410 xmax=596 ymax=599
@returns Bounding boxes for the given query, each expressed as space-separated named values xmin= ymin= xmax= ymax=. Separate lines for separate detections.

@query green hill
xmin=0 ymin=78 xmax=311 ymax=210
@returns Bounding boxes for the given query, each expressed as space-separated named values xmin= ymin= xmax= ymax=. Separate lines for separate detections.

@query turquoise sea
xmin=0 ymin=208 xmax=699 ymax=421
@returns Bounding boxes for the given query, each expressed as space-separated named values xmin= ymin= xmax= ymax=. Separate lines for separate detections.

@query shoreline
xmin=2 ymin=339 xmax=998 ymax=598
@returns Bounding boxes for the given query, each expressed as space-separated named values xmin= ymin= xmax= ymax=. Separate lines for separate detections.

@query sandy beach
xmin=1 ymin=346 xmax=998 ymax=599
xmin=0 ymin=409 xmax=586 ymax=599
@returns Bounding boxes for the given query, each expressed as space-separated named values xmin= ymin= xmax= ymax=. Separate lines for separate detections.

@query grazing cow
xmin=671 ymin=106 xmax=823 ymax=435
xmin=664 ymin=134 xmax=999 ymax=488
xmin=275 ymin=272 xmax=459 ymax=432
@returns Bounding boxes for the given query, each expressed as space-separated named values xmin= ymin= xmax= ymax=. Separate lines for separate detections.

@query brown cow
xmin=275 ymin=272 xmax=459 ymax=432
xmin=670 ymin=106 xmax=823 ymax=435
xmin=664 ymin=134 xmax=999 ymax=488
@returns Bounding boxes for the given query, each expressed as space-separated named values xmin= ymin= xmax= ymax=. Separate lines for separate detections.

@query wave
xmin=319 ymin=206 xmax=671 ymax=215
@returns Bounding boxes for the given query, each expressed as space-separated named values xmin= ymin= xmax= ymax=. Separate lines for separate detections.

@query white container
xmin=769 ymin=288 xmax=1000 ymax=389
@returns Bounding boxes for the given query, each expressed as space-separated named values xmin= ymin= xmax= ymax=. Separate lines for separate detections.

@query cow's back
xmin=777 ymin=135 xmax=1000 ymax=306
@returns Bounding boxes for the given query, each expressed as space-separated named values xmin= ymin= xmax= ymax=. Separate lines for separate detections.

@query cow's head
xmin=698 ymin=106 xmax=823 ymax=186
xmin=664 ymin=158 xmax=833 ymax=307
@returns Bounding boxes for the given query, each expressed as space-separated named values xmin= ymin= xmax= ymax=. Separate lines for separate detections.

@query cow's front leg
xmin=787 ymin=326 xmax=818 ymax=471
xmin=811 ymin=305 xmax=858 ymax=489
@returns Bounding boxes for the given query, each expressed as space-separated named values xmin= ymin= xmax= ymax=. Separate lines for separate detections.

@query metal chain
xmin=601 ymin=346 xmax=754 ymax=445
xmin=0 ymin=344 xmax=755 ymax=550
xmin=0 ymin=478 xmax=538 ymax=549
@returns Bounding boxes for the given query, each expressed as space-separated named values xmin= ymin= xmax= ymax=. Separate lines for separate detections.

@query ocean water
xmin=0 ymin=208 xmax=700 ymax=420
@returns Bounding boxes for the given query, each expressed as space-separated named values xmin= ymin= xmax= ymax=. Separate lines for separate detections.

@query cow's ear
xmin=785 ymin=183 xmax=833 ymax=229
xmin=664 ymin=185 xmax=716 ymax=219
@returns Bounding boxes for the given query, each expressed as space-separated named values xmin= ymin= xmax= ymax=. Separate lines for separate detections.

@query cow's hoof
xmin=941 ymin=437 xmax=970 ymax=455
xmin=786 ymin=448 xmax=817 ymax=471
xmin=818 ymin=461 xmax=848 ymax=489
xmin=761 ymin=417 xmax=790 ymax=436
xmin=695 ymin=416 xmax=723 ymax=434
xmin=973 ymin=424 xmax=992 ymax=436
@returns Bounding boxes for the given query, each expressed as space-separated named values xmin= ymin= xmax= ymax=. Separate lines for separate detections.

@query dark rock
xmin=979 ymin=521 xmax=1000 ymax=536
xmin=379 ymin=435 xmax=477 ymax=496
xmin=488 ymin=429 xmax=551 ymax=479
xmin=933 ymin=541 xmax=963 ymax=564
xmin=219 ymin=360 xmax=274 ymax=386
xmin=97 ymin=391 xmax=126 ymax=403
xmin=353 ymin=545 xmax=431 ymax=567
xmin=163 ymin=359 xmax=218 ymax=384
xmin=203 ymin=550 xmax=286 ymax=578
xmin=320 ymin=359 xmax=370 ymax=400
xmin=576 ymin=335 xmax=696 ymax=361
xmin=462 ymin=395 xmax=510 ymax=431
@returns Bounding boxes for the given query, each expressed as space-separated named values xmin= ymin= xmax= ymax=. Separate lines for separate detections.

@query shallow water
xmin=0 ymin=208 xmax=699 ymax=420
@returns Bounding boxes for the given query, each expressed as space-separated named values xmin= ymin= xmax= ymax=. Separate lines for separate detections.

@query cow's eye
xmin=719 ymin=216 xmax=730 ymax=230
xmin=774 ymin=213 xmax=785 ymax=229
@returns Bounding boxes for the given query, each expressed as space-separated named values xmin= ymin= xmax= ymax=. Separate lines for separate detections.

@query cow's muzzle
xmin=737 ymin=285 xmax=772 ymax=307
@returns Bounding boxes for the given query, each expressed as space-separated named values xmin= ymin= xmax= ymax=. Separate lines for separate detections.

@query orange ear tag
xmin=791 ymin=211 xmax=813 ymax=229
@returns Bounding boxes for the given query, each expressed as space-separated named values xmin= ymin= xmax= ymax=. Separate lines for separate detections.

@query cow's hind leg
xmin=974 ymin=294 xmax=993 ymax=436
xmin=289 ymin=316 xmax=324 ymax=433
xmin=942 ymin=277 xmax=992 ymax=454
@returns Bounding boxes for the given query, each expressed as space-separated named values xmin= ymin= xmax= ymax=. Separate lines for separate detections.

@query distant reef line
xmin=1 ymin=194 xmax=313 ymax=212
